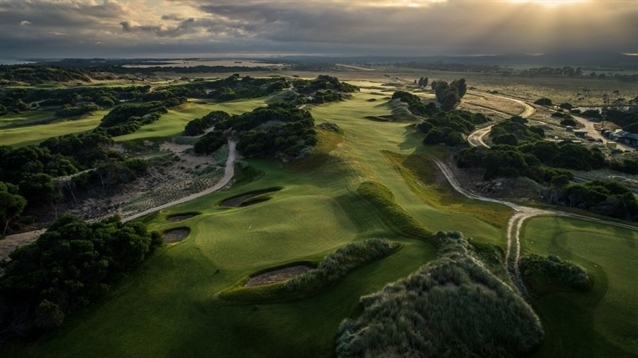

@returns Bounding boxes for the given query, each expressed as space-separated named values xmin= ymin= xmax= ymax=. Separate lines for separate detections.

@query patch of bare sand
xmin=162 ymin=228 xmax=190 ymax=243
xmin=0 ymin=229 xmax=46 ymax=262
xmin=167 ymin=214 xmax=197 ymax=222
xmin=244 ymin=266 xmax=313 ymax=287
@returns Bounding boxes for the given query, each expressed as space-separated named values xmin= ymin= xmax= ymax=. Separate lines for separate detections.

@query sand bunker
xmin=167 ymin=213 xmax=199 ymax=222
xmin=244 ymin=265 xmax=313 ymax=287
xmin=220 ymin=187 xmax=282 ymax=207
xmin=162 ymin=228 xmax=190 ymax=243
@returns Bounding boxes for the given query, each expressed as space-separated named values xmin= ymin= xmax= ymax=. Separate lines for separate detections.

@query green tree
xmin=0 ymin=182 xmax=27 ymax=235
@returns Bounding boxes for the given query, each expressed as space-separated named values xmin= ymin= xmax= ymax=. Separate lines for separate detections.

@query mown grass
xmin=10 ymin=157 xmax=437 ymax=357
xmin=114 ymin=97 xmax=270 ymax=142
xmin=0 ymin=110 xmax=108 ymax=147
xmin=521 ymin=216 xmax=638 ymax=357
xmin=7 ymin=84 xmax=636 ymax=357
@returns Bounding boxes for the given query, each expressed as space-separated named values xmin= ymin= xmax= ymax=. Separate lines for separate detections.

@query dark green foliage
xmin=98 ymin=101 xmax=167 ymax=136
xmin=604 ymin=109 xmax=638 ymax=129
xmin=519 ymin=254 xmax=591 ymax=295
xmin=282 ymin=239 xmax=399 ymax=292
xmin=490 ymin=117 xmax=544 ymax=143
xmin=0 ymin=65 xmax=91 ymax=84
xmin=433 ymin=78 xmax=467 ymax=111
xmin=417 ymin=77 xmax=429 ymax=87
xmin=534 ymin=97 xmax=553 ymax=106
xmin=184 ymin=110 xmax=230 ymax=136
xmin=559 ymin=103 xmax=573 ymax=110
xmin=18 ymin=173 xmax=59 ymax=206
xmin=456 ymin=144 xmax=579 ymax=183
xmin=548 ymin=180 xmax=638 ymax=220
xmin=292 ymin=75 xmax=359 ymax=95
xmin=55 ymin=104 xmax=100 ymax=118
xmin=609 ymin=158 xmax=638 ymax=174
xmin=220 ymin=104 xmax=317 ymax=161
xmin=551 ymin=111 xmax=572 ymax=119
xmin=317 ymin=122 xmax=342 ymax=133
xmin=423 ymin=126 xmax=465 ymax=145
xmin=392 ymin=91 xmax=439 ymax=117
xmin=581 ymin=109 xmax=602 ymax=119
xmin=493 ymin=133 xmax=519 ymax=146
xmin=0 ymin=182 xmax=26 ymax=235
xmin=193 ymin=130 xmax=226 ymax=155
xmin=560 ymin=118 xmax=577 ymax=126
xmin=0 ymin=214 xmax=161 ymax=335
xmin=336 ymin=233 xmax=543 ymax=358
xmin=357 ymin=181 xmax=432 ymax=239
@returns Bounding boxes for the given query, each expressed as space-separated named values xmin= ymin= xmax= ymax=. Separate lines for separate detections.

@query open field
xmin=521 ymin=216 xmax=638 ymax=357
xmin=5 ymin=77 xmax=638 ymax=357
xmin=0 ymin=110 xmax=108 ymax=146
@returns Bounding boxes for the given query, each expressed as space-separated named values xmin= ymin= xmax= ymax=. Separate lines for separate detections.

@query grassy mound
xmin=220 ymin=239 xmax=400 ymax=302
xmin=357 ymin=181 xmax=432 ymax=239
xmin=336 ymin=233 xmax=544 ymax=358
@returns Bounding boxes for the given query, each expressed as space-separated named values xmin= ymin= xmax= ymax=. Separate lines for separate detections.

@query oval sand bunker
xmin=220 ymin=187 xmax=282 ymax=207
xmin=244 ymin=265 xmax=313 ymax=287
xmin=162 ymin=228 xmax=190 ymax=243
xmin=167 ymin=213 xmax=198 ymax=222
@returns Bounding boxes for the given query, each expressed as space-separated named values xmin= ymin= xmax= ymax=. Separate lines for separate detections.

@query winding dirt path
xmin=431 ymin=158 xmax=637 ymax=296
xmin=466 ymin=92 xmax=536 ymax=148
xmin=0 ymin=139 xmax=238 ymax=262
xmin=122 ymin=139 xmax=237 ymax=222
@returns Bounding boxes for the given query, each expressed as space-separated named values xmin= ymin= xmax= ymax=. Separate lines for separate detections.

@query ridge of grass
xmin=382 ymin=150 xmax=513 ymax=229
xmin=356 ymin=181 xmax=433 ymax=240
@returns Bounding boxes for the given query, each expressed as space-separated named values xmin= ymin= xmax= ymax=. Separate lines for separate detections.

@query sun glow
xmin=510 ymin=0 xmax=587 ymax=7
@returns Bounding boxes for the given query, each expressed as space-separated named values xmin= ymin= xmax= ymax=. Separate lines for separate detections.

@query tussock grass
xmin=356 ymin=181 xmax=433 ymax=240
xmin=519 ymin=254 xmax=591 ymax=295
xmin=337 ymin=233 xmax=544 ymax=358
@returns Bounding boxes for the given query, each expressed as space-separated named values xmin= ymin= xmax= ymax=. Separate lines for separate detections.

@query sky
xmin=0 ymin=0 xmax=636 ymax=59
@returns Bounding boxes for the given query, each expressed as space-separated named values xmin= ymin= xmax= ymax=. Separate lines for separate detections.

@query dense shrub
xmin=55 ymin=104 xmax=100 ymax=118
xmin=534 ymin=97 xmax=552 ymax=106
xmin=184 ymin=110 xmax=230 ymax=136
xmin=99 ymin=101 xmax=167 ymax=129
xmin=519 ymin=254 xmax=591 ymax=295
xmin=194 ymin=130 xmax=226 ymax=155
xmin=560 ymin=118 xmax=577 ymax=126
xmin=336 ymin=233 xmax=543 ymax=358
xmin=547 ymin=180 xmax=638 ymax=220
xmin=0 ymin=214 xmax=161 ymax=335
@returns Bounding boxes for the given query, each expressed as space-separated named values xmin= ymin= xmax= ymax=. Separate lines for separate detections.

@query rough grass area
xmin=521 ymin=216 xmax=638 ymax=357
xmin=357 ymin=181 xmax=432 ymax=240
xmin=383 ymin=151 xmax=512 ymax=229
xmin=336 ymin=233 xmax=543 ymax=358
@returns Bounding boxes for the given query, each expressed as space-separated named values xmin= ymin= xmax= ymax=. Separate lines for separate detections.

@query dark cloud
xmin=0 ymin=0 xmax=636 ymax=58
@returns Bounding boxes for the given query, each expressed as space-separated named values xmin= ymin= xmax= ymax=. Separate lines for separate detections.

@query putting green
xmin=521 ymin=216 xmax=638 ymax=357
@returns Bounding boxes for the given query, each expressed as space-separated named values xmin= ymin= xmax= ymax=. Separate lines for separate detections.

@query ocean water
xmin=0 ymin=60 xmax=36 ymax=65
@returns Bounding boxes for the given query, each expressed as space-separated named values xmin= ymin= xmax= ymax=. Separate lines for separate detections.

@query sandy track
xmin=466 ymin=92 xmax=536 ymax=148
xmin=431 ymin=158 xmax=636 ymax=297
xmin=122 ymin=139 xmax=237 ymax=222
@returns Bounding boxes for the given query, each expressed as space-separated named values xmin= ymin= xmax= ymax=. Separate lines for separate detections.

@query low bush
xmin=519 ymin=254 xmax=591 ymax=295
xmin=336 ymin=233 xmax=543 ymax=357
